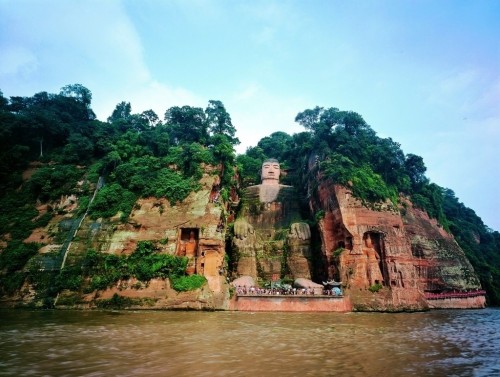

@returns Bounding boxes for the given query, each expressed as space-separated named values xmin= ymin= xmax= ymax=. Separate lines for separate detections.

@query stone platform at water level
xmin=229 ymin=295 xmax=353 ymax=312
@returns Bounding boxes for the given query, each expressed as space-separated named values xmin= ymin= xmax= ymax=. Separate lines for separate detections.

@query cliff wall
xmin=310 ymin=182 xmax=484 ymax=311
xmin=5 ymin=172 xmax=230 ymax=310
xmin=1 ymin=166 xmax=486 ymax=312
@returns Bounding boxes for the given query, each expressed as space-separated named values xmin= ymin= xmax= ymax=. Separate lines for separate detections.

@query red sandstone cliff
xmin=4 ymin=163 xmax=485 ymax=312
xmin=310 ymin=182 xmax=485 ymax=311
xmin=9 ymin=171 xmax=231 ymax=310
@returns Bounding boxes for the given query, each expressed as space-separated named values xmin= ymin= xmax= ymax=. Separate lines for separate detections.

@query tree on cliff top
xmin=165 ymin=105 xmax=208 ymax=145
xmin=206 ymin=100 xmax=239 ymax=145
xmin=59 ymin=84 xmax=95 ymax=120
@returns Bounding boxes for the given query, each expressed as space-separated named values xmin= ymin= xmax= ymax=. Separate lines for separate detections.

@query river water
xmin=0 ymin=308 xmax=499 ymax=377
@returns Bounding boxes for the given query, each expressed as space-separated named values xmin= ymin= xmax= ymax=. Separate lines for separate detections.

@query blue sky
xmin=1 ymin=0 xmax=499 ymax=230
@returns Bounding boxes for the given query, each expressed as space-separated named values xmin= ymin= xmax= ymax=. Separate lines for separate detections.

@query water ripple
xmin=0 ymin=309 xmax=499 ymax=376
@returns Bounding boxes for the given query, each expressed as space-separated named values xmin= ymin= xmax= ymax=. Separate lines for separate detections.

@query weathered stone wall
xmin=310 ymin=182 xmax=484 ymax=311
xmin=57 ymin=277 xmax=230 ymax=310
xmin=401 ymin=201 xmax=481 ymax=291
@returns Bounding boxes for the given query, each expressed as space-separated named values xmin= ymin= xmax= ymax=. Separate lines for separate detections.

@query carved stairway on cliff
xmin=35 ymin=176 xmax=104 ymax=271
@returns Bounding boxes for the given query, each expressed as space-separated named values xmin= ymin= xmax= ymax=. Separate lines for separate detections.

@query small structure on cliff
xmin=176 ymin=227 xmax=224 ymax=280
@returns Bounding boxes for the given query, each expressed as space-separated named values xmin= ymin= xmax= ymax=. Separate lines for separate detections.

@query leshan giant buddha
xmin=232 ymin=159 xmax=312 ymax=281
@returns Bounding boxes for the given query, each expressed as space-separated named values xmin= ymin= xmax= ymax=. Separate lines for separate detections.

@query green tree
xmin=140 ymin=109 xmax=161 ymax=128
xmin=146 ymin=124 xmax=170 ymax=156
xmin=236 ymin=146 xmax=266 ymax=186
xmin=59 ymin=83 xmax=95 ymax=120
xmin=165 ymin=106 xmax=208 ymax=145
xmin=206 ymin=100 xmax=239 ymax=145
xmin=62 ymin=132 xmax=94 ymax=163
xmin=210 ymin=134 xmax=235 ymax=185
xmin=257 ymin=131 xmax=293 ymax=161
xmin=405 ymin=153 xmax=428 ymax=190
xmin=0 ymin=90 xmax=8 ymax=110
xmin=89 ymin=183 xmax=136 ymax=219
xmin=107 ymin=101 xmax=135 ymax=134
xmin=60 ymin=84 xmax=92 ymax=108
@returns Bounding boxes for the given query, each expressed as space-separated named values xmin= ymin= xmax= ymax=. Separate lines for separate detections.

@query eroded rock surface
xmin=309 ymin=182 xmax=484 ymax=311
xmin=56 ymin=172 xmax=229 ymax=310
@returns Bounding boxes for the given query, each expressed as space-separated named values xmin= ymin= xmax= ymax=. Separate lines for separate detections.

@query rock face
xmin=57 ymin=277 xmax=226 ymax=310
xmin=231 ymin=276 xmax=255 ymax=288
xmin=5 ymin=161 xmax=485 ymax=312
xmin=309 ymin=182 xmax=484 ymax=311
xmin=59 ymin=172 xmax=229 ymax=309
xmin=293 ymin=278 xmax=324 ymax=295
xmin=401 ymin=201 xmax=480 ymax=292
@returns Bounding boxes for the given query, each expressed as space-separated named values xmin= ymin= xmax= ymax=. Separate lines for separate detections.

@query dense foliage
xmin=34 ymin=241 xmax=203 ymax=301
xmin=0 ymin=87 xmax=237 ymax=208
xmin=81 ymin=241 xmax=192 ymax=291
xmin=0 ymin=86 xmax=498 ymax=305
xmin=0 ymin=86 xmax=233 ymax=300
xmin=0 ymin=86 xmax=237 ymax=222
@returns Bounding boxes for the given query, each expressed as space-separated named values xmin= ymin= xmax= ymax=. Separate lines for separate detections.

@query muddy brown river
xmin=0 ymin=308 xmax=499 ymax=376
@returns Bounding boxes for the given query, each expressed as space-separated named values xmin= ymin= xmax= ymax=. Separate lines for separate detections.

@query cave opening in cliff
xmin=178 ymin=228 xmax=199 ymax=259
xmin=180 ymin=228 xmax=199 ymax=241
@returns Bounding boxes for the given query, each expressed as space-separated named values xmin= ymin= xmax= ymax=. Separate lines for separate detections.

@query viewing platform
xmin=229 ymin=293 xmax=352 ymax=312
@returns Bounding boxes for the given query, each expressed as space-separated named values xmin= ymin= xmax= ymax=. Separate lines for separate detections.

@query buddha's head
xmin=261 ymin=159 xmax=280 ymax=186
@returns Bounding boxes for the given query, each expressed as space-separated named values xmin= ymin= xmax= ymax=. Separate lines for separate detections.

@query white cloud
xmin=0 ymin=46 xmax=38 ymax=77
xmin=227 ymin=83 xmax=311 ymax=154
xmin=426 ymin=69 xmax=500 ymax=119
xmin=0 ymin=0 xmax=201 ymax=121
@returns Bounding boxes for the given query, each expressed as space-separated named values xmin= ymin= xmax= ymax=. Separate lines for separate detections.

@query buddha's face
xmin=261 ymin=161 xmax=280 ymax=184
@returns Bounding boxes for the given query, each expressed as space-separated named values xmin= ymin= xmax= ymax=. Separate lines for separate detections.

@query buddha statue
xmin=232 ymin=159 xmax=312 ymax=281
xmin=184 ymin=230 xmax=197 ymax=275
xmin=362 ymin=233 xmax=384 ymax=286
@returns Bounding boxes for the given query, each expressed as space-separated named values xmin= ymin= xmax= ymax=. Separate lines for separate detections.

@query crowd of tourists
xmin=235 ymin=286 xmax=343 ymax=297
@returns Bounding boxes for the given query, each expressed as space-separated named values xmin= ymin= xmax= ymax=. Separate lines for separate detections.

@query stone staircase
xmin=35 ymin=176 xmax=104 ymax=272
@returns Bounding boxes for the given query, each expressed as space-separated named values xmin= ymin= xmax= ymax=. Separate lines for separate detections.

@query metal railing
xmin=424 ymin=290 xmax=486 ymax=300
